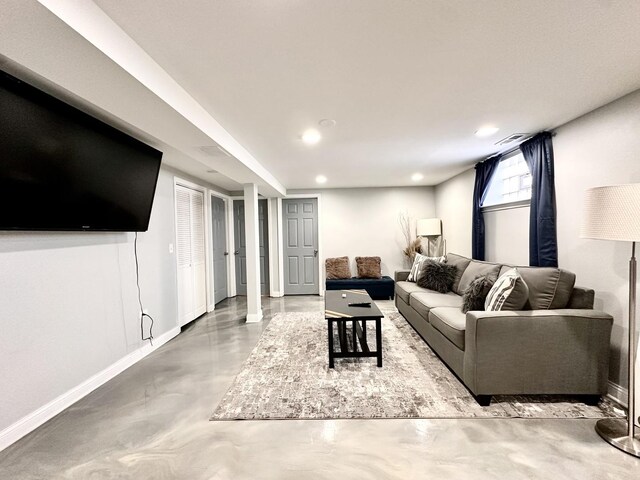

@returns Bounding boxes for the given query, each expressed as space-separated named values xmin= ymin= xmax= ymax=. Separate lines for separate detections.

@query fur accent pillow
xmin=325 ymin=256 xmax=351 ymax=279
xmin=408 ymin=253 xmax=444 ymax=282
xmin=461 ymin=275 xmax=492 ymax=313
xmin=355 ymin=256 xmax=382 ymax=279
xmin=416 ymin=260 xmax=457 ymax=293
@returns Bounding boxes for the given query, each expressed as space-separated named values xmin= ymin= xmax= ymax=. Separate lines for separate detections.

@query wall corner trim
xmin=0 ymin=326 xmax=181 ymax=452
xmin=607 ymin=380 xmax=628 ymax=408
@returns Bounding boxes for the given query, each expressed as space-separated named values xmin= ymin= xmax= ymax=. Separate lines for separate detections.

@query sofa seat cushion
xmin=429 ymin=307 xmax=467 ymax=350
xmin=395 ymin=281 xmax=426 ymax=304
xmin=409 ymin=291 xmax=463 ymax=319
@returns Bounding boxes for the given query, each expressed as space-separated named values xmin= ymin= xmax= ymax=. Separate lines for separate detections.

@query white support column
xmin=243 ymin=183 xmax=263 ymax=323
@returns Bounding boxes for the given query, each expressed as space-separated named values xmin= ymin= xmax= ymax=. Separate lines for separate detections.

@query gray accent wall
xmin=0 ymin=165 xmax=214 ymax=434
xmin=434 ymin=89 xmax=640 ymax=407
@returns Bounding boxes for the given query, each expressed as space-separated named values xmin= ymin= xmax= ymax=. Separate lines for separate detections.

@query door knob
xmin=314 ymin=249 xmax=318 ymax=257
xmin=234 ymin=250 xmax=240 ymax=255
xmin=224 ymin=251 xmax=229 ymax=256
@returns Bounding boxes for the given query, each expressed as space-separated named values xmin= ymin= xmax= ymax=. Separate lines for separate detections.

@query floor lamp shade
xmin=417 ymin=218 xmax=442 ymax=237
xmin=581 ymin=183 xmax=640 ymax=457
xmin=581 ymin=184 xmax=640 ymax=241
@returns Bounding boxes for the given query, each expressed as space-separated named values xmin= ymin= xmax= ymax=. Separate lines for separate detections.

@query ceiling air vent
xmin=495 ymin=133 xmax=528 ymax=146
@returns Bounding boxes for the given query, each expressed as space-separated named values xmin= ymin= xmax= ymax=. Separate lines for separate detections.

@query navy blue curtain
xmin=520 ymin=132 xmax=558 ymax=267
xmin=472 ymin=156 xmax=500 ymax=260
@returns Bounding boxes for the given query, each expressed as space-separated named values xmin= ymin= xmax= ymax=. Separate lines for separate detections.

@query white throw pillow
xmin=407 ymin=253 xmax=444 ymax=282
xmin=484 ymin=268 xmax=529 ymax=311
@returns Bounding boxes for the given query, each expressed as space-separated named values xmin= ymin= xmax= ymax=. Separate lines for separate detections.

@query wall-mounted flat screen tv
xmin=0 ymin=69 xmax=162 ymax=232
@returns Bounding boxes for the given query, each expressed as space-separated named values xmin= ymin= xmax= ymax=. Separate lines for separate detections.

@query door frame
xmin=173 ymin=176 xmax=212 ymax=324
xmin=232 ymin=196 xmax=272 ymax=296
xmin=279 ymin=193 xmax=324 ymax=297
xmin=208 ymin=189 xmax=235 ymax=310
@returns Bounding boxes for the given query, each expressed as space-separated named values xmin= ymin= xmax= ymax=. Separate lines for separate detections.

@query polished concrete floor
xmin=1 ymin=296 xmax=639 ymax=479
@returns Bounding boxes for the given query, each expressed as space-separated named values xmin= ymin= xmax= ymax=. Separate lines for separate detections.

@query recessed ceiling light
xmin=318 ymin=119 xmax=336 ymax=128
xmin=315 ymin=175 xmax=327 ymax=184
xmin=301 ymin=129 xmax=321 ymax=145
xmin=411 ymin=173 xmax=424 ymax=182
xmin=475 ymin=126 xmax=500 ymax=137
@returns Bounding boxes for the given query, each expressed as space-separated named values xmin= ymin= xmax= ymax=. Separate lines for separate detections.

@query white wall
xmin=484 ymin=206 xmax=530 ymax=265
xmin=434 ymin=89 xmax=640 ymax=409
xmin=290 ymin=187 xmax=436 ymax=278
xmin=0 ymin=164 xmax=219 ymax=442
xmin=553 ymin=90 xmax=640 ymax=403
xmin=434 ymin=169 xmax=474 ymax=257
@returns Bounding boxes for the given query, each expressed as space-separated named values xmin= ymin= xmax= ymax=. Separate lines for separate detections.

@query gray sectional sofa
xmin=395 ymin=253 xmax=613 ymax=405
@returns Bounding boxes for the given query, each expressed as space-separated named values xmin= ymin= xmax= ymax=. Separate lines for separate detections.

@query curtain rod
xmin=482 ymin=130 xmax=556 ymax=162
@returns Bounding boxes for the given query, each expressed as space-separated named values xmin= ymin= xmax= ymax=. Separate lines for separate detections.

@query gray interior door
xmin=283 ymin=198 xmax=319 ymax=295
xmin=211 ymin=196 xmax=228 ymax=304
xmin=233 ymin=199 xmax=269 ymax=295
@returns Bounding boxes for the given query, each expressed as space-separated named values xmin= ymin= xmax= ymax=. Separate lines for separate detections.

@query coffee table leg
xmin=375 ymin=318 xmax=382 ymax=367
xmin=361 ymin=320 xmax=367 ymax=347
xmin=352 ymin=320 xmax=357 ymax=352
xmin=328 ymin=318 xmax=335 ymax=368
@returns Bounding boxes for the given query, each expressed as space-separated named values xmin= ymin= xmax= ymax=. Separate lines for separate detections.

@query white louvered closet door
xmin=175 ymin=184 xmax=207 ymax=326
xmin=190 ymin=190 xmax=207 ymax=318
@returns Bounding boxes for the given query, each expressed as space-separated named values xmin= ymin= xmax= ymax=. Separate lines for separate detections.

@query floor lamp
xmin=582 ymin=183 xmax=640 ymax=457
xmin=417 ymin=218 xmax=443 ymax=257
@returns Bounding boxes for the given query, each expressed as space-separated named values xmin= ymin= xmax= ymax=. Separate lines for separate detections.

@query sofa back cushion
xmin=498 ymin=265 xmax=576 ymax=309
xmin=457 ymin=260 xmax=501 ymax=295
xmin=446 ymin=253 xmax=471 ymax=294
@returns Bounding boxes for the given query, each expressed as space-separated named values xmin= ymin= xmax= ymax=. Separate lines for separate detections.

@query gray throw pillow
xmin=416 ymin=261 xmax=457 ymax=294
xmin=461 ymin=275 xmax=492 ymax=313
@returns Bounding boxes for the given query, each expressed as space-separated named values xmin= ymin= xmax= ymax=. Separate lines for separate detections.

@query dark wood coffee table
xmin=324 ymin=289 xmax=384 ymax=368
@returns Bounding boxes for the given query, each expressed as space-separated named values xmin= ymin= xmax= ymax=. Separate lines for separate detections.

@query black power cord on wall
xmin=134 ymin=232 xmax=154 ymax=345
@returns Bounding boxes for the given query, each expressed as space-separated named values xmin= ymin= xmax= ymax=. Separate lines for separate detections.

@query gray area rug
xmin=211 ymin=310 xmax=620 ymax=420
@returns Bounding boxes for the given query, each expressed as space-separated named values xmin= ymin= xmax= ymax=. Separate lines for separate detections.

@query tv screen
xmin=0 ymin=70 xmax=162 ymax=231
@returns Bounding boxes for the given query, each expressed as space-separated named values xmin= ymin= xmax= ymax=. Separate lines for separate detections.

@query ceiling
xmin=91 ymin=0 xmax=640 ymax=188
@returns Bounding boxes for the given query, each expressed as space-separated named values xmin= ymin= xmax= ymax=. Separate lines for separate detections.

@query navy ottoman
xmin=325 ymin=276 xmax=395 ymax=300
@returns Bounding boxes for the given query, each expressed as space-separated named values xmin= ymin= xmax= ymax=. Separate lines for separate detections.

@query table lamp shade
xmin=581 ymin=184 xmax=640 ymax=242
xmin=417 ymin=218 xmax=441 ymax=237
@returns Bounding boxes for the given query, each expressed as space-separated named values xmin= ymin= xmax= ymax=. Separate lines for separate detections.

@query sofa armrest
xmin=463 ymin=309 xmax=613 ymax=395
xmin=395 ymin=270 xmax=410 ymax=282
xmin=567 ymin=286 xmax=595 ymax=309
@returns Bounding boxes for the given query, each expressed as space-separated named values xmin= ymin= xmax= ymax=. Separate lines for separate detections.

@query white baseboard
xmin=246 ymin=311 xmax=263 ymax=323
xmin=0 ymin=326 xmax=180 ymax=453
xmin=607 ymin=380 xmax=628 ymax=407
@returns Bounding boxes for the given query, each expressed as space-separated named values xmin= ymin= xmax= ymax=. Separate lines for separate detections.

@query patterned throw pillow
xmin=407 ymin=253 xmax=444 ymax=282
xmin=355 ymin=256 xmax=382 ymax=279
xmin=461 ymin=275 xmax=492 ymax=313
xmin=325 ymin=256 xmax=351 ymax=279
xmin=484 ymin=268 xmax=530 ymax=311
xmin=416 ymin=260 xmax=457 ymax=293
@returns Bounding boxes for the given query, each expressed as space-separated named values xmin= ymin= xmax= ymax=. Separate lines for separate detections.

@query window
xmin=482 ymin=152 xmax=532 ymax=208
